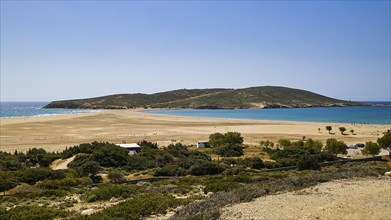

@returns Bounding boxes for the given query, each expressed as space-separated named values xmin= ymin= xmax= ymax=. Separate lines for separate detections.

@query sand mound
xmin=50 ymin=156 xmax=75 ymax=170
xmin=220 ymin=177 xmax=391 ymax=220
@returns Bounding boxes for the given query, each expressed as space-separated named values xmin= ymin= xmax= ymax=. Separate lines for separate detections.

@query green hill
xmin=44 ymin=86 xmax=360 ymax=109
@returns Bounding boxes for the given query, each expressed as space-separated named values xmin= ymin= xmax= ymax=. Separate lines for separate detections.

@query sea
xmin=146 ymin=103 xmax=391 ymax=125
xmin=1 ymin=102 xmax=390 ymax=125
xmin=0 ymin=102 xmax=97 ymax=118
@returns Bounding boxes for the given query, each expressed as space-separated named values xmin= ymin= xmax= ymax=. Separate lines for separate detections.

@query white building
xmin=116 ymin=143 xmax=141 ymax=156
xmin=196 ymin=141 xmax=208 ymax=148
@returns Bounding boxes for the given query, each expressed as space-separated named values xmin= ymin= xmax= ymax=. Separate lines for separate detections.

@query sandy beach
xmin=1 ymin=110 xmax=390 ymax=152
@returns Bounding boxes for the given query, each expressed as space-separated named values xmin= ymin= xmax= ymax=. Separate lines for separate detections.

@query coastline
xmin=1 ymin=109 xmax=389 ymax=153
xmin=143 ymin=106 xmax=391 ymax=125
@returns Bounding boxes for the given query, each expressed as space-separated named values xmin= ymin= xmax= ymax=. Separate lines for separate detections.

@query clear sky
xmin=1 ymin=1 xmax=390 ymax=101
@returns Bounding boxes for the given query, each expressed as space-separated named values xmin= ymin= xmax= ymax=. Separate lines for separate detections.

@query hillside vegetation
xmin=45 ymin=86 xmax=359 ymax=109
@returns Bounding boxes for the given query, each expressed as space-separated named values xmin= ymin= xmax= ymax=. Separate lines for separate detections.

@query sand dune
xmin=1 ymin=110 xmax=389 ymax=152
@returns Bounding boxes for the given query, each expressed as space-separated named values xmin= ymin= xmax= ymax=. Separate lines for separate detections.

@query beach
xmin=1 ymin=110 xmax=389 ymax=152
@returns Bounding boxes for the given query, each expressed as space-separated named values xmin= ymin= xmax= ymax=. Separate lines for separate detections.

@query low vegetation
xmin=0 ymin=132 xmax=389 ymax=219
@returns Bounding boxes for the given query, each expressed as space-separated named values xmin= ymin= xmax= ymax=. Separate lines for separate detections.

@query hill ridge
xmin=44 ymin=86 xmax=361 ymax=109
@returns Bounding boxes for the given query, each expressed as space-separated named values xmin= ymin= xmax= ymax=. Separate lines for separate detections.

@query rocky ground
xmin=220 ymin=177 xmax=391 ymax=220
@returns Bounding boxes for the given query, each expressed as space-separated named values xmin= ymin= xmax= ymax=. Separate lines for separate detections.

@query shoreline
xmin=1 ymin=109 xmax=390 ymax=153
xmin=142 ymin=108 xmax=391 ymax=125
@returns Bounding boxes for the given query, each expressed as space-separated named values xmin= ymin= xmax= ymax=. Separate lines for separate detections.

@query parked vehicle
xmin=347 ymin=143 xmax=365 ymax=149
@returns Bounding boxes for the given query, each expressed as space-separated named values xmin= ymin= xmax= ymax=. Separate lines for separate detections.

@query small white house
xmin=196 ymin=141 xmax=208 ymax=148
xmin=116 ymin=143 xmax=141 ymax=156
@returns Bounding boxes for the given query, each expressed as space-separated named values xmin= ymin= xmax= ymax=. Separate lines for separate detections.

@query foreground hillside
xmin=44 ymin=86 xmax=360 ymax=109
xmin=221 ymin=177 xmax=391 ymax=220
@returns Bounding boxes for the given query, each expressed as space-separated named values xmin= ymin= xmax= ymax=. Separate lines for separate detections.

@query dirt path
xmin=220 ymin=177 xmax=391 ymax=220
xmin=50 ymin=156 xmax=75 ymax=170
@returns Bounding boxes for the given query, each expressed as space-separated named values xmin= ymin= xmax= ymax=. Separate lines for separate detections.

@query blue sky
xmin=1 ymin=1 xmax=390 ymax=101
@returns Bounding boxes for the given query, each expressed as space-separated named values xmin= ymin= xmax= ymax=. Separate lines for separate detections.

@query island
xmin=44 ymin=86 xmax=361 ymax=109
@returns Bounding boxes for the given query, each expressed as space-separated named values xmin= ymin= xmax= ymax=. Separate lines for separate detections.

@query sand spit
xmin=220 ymin=177 xmax=391 ymax=220
xmin=1 ymin=110 xmax=390 ymax=152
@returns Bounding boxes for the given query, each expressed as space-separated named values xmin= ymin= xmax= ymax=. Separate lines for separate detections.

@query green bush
xmin=215 ymin=145 xmax=243 ymax=157
xmin=204 ymin=181 xmax=241 ymax=193
xmin=35 ymin=177 xmax=79 ymax=190
xmin=16 ymin=168 xmax=66 ymax=185
xmin=241 ymin=157 xmax=264 ymax=169
xmin=296 ymin=155 xmax=321 ymax=170
xmin=0 ymin=205 xmax=69 ymax=220
xmin=82 ymin=184 xmax=139 ymax=202
xmin=187 ymin=161 xmax=225 ymax=176
xmin=107 ymin=170 xmax=127 ymax=183
xmin=154 ymin=165 xmax=186 ymax=176
xmin=324 ymin=138 xmax=347 ymax=155
xmin=87 ymin=193 xmax=183 ymax=219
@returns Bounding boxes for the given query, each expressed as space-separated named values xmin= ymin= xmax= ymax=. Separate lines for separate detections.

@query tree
xmin=224 ymin=132 xmax=244 ymax=146
xmin=138 ymin=140 xmax=158 ymax=150
xmin=209 ymin=132 xmax=244 ymax=148
xmin=78 ymin=161 xmax=101 ymax=177
xmin=324 ymin=138 xmax=347 ymax=155
xmin=208 ymin=133 xmax=226 ymax=147
xmin=0 ymin=172 xmax=19 ymax=194
xmin=325 ymin=126 xmax=332 ymax=134
xmin=304 ymin=138 xmax=323 ymax=151
xmin=361 ymin=141 xmax=381 ymax=157
xmin=339 ymin=127 xmax=346 ymax=135
xmin=350 ymin=129 xmax=355 ymax=135
xmin=377 ymin=132 xmax=391 ymax=154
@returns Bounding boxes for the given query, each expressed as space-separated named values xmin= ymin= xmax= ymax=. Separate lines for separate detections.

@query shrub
xmin=209 ymin=132 xmax=243 ymax=148
xmin=138 ymin=140 xmax=158 ymax=150
xmin=208 ymin=133 xmax=226 ymax=147
xmin=83 ymin=184 xmax=139 ymax=202
xmin=187 ymin=161 xmax=225 ymax=176
xmin=92 ymin=145 xmax=129 ymax=167
xmin=204 ymin=181 xmax=241 ymax=193
xmin=241 ymin=157 xmax=264 ymax=169
xmin=35 ymin=177 xmax=79 ymax=190
xmin=0 ymin=205 xmax=69 ymax=220
xmin=377 ymin=132 xmax=391 ymax=153
xmin=107 ymin=170 xmax=127 ymax=183
xmin=17 ymin=168 xmax=66 ymax=185
xmin=324 ymin=138 xmax=347 ymax=155
xmin=296 ymin=155 xmax=320 ymax=170
xmin=361 ymin=141 xmax=381 ymax=156
xmin=153 ymin=165 xmax=185 ymax=176
xmin=277 ymin=139 xmax=291 ymax=148
xmin=215 ymin=145 xmax=243 ymax=157
xmin=0 ymin=171 xmax=19 ymax=192
xmin=87 ymin=193 xmax=183 ymax=219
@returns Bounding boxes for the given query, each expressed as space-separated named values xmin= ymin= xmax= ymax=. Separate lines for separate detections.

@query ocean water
xmin=146 ymin=105 xmax=391 ymax=125
xmin=0 ymin=102 xmax=97 ymax=118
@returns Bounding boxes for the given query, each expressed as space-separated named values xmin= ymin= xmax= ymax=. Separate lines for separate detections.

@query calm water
xmin=0 ymin=102 xmax=97 ymax=118
xmin=146 ymin=105 xmax=391 ymax=125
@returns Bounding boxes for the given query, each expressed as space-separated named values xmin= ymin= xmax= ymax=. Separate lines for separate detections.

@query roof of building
xmin=116 ymin=143 xmax=141 ymax=149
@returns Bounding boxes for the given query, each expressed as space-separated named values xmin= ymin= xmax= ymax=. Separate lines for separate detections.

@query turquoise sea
xmin=0 ymin=102 xmax=97 ymax=118
xmin=146 ymin=104 xmax=391 ymax=125
xmin=2 ymin=102 xmax=390 ymax=125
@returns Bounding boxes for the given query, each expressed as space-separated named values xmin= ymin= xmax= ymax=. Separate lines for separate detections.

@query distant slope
xmin=44 ymin=86 xmax=360 ymax=109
